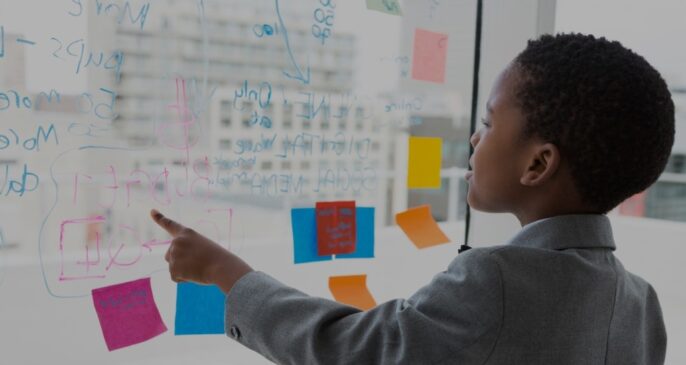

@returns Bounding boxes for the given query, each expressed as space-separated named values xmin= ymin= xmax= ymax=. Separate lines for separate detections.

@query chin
xmin=467 ymin=192 xmax=503 ymax=213
xmin=466 ymin=192 xmax=481 ymax=211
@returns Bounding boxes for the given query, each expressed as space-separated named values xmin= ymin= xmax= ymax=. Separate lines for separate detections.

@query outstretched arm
xmin=151 ymin=209 xmax=503 ymax=365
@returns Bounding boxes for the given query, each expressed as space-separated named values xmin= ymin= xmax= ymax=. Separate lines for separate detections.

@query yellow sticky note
xmin=395 ymin=205 xmax=451 ymax=249
xmin=329 ymin=275 xmax=377 ymax=311
xmin=408 ymin=137 xmax=442 ymax=188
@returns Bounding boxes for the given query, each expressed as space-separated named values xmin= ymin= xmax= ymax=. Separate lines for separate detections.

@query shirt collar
xmin=505 ymin=214 xmax=616 ymax=251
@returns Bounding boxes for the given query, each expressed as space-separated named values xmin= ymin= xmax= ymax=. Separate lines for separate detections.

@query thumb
xmin=150 ymin=209 xmax=186 ymax=237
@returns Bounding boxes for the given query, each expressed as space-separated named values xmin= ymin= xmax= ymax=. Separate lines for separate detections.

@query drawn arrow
xmin=274 ymin=0 xmax=311 ymax=85
xmin=141 ymin=239 xmax=173 ymax=252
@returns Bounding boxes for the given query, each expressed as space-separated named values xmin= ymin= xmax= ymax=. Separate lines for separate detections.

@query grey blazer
xmin=224 ymin=214 xmax=667 ymax=364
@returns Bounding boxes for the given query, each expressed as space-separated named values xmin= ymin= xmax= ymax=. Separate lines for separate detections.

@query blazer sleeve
xmin=224 ymin=247 xmax=503 ymax=365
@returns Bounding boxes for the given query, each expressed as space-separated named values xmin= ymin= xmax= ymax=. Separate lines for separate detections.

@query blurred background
xmin=0 ymin=0 xmax=684 ymax=363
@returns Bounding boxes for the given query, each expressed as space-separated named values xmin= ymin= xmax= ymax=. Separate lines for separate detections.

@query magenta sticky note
xmin=412 ymin=28 xmax=449 ymax=83
xmin=92 ymin=278 xmax=167 ymax=351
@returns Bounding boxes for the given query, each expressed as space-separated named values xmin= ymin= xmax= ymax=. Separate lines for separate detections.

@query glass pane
xmin=556 ymin=0 xmax=686 ymax=223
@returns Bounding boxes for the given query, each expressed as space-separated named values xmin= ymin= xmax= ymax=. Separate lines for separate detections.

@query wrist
xmin=209 ymin=253 xmax=253 ymax=295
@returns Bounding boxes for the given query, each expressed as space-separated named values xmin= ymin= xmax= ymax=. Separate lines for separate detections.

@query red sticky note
xmin=92 ymin=278 xmax=167 ymax=351
xmin=316 ymin=201 xmax=356 ymax=256
xmin=412 ymin=28 xmax=448 ymax=83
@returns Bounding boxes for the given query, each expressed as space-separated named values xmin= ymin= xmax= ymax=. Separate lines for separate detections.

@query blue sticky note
xmin=292 ymin=208 xmax=333 ymax=264
xmin=337 ymin=207 xmax=375 ymax=259
xmin=292 ymin=207 xmax=375 ymax=264
xmin=174 ymin=283 xmax=226 ymax=335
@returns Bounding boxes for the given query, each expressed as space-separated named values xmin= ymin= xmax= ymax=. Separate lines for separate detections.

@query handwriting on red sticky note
xmin=316 ymin=201 xmax=356 ymax=256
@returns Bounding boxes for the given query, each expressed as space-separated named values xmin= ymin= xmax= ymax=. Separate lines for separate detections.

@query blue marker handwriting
xmin=384 ymin=96 xmax=424 ymax=113
xmin=0 ymin=87 xmax=116 ymax=120
xmin=234 ymin=80 xmax=272 ymax=110
xmin=234 ymin=133 xmax=277 ymax=155
xmin=312 ymin=0 xmax=335 ymax=45
xmin=0 ymin=163 xmax=40 ymax=198
xmin=214 ymin=165 xmax=376 ymax=196
xmin=69 ymin=0 xmax=151 ymax=30
xmin=252 ymin=23 xmax=280 ymax=38
xmin=0 ymin=88 xmax=61 ymax=112
xmin=294 ymin=91 xmax=373 ymax=121
xmin=275 ymin=132 xmax=371 ymax=160
xmin=212 ymin=155 xmax=257 ymax=170
xmin=0 ymin=124 xmax=59 ymax=152
xmin=274 ymin=0 xmax=310 ymax=84
xmin=51 ymin=37 xmax=125 ymax=82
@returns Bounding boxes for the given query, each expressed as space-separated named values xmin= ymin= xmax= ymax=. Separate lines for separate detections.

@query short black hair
xmin=513 ymin=33 xmax=675 ymax=214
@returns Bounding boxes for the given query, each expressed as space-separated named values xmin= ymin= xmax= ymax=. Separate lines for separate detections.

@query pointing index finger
xmin=150 ymin=209 xmax=185 ymax=237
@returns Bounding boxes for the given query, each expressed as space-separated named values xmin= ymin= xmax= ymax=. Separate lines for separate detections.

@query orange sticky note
xmin=329 ymin=275 xmax=377 ymax=311
xmin=395 ymin=205 xmax=450 ymax=249
xmin=408 ymin=136 xmax=442 ymax=188
xmin=412 ymin=28 xmax=448 ymax=83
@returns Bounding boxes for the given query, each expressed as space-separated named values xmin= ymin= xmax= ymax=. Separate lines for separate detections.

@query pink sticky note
xmin=92 ymin=278 xmax=167 ymax=351
xmin=412 ymin=28 xmax=448 ymax=83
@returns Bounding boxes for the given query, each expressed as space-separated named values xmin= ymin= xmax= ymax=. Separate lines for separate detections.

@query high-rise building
xmin=109 ymin=0 xmax=357 ymax=147
xmin=84 ymin=0 xmax=399 ymax=230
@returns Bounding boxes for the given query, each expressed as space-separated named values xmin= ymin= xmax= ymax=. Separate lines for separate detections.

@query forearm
xmin=221 ymin=249 xmax=503 ymax=365
xmin=224 ymin=271 xmax=408 ymax=365
xmin=210 ymin=253 xmax=254 ymax=295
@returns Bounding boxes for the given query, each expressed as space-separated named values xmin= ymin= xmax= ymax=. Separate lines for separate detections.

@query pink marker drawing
xmin=59 ymin=216 xmax=107 ymax=281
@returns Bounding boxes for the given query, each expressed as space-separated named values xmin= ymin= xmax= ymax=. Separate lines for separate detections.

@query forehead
xmin=487 ymin=64 xmax=521 ymax=113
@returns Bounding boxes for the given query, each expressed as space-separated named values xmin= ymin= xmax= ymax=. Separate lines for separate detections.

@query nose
xmin=470 ymin=130 xmax=480 ymax=148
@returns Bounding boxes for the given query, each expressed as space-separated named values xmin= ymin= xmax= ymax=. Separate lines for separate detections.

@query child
xmin=151 ymin=33 xmax=672 ymax=364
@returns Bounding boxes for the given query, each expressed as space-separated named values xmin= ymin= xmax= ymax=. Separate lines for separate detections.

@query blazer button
xmin=230 ymin=325 xmax=241 ymax=340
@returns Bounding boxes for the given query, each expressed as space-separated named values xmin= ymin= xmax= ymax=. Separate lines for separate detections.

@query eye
xmin=480 ymin=117 xmax=491 ymax=128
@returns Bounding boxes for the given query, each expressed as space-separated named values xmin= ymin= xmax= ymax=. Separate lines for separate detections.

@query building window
xmin=221 ymin=117 xmax=232 ymax=127
xmin=219 ymin=139 xmax=232 ymax=150
xmin=355 ymin=106 xmax=365 ymax=119
xmin=337 ymin=106 xmax=349 ymax=119
xmin=282 ymin=161 xmax=291 ymax=170
xmin=242 ymin=116 xmax=252 ymax=128
xmin=283 ymin=102 xmax=294 ymax=129
xmin=321 ymin=105 xmax=330 ymax=121
xmin=669 ymin=154 xmax=685 ymax=173
xmin=261 ymin=161 xmax=273 ymax=170
xmin=301 ymin=103 xmax=310 ymax=114
xmin=220 ymin=100 xmax=232 ymax=112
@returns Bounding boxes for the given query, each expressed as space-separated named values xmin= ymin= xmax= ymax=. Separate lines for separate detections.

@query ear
xmin=520 ymin=143 xmax=561 ymax=186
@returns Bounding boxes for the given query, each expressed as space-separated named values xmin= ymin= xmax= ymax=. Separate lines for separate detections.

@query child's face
xmin=466 ymin=65 xmax=537 ymax=214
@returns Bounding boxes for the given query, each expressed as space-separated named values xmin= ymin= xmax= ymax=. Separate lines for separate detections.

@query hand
xmin=150 ymin=209 xmax=253 ymax=294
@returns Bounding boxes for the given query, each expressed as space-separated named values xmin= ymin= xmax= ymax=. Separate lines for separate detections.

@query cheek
xmin=467 ymin=146 xmax=517 ymax=210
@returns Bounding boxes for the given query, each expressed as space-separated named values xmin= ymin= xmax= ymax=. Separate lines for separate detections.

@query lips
xmin=465 ymin=171 xmax=473 ymax=180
